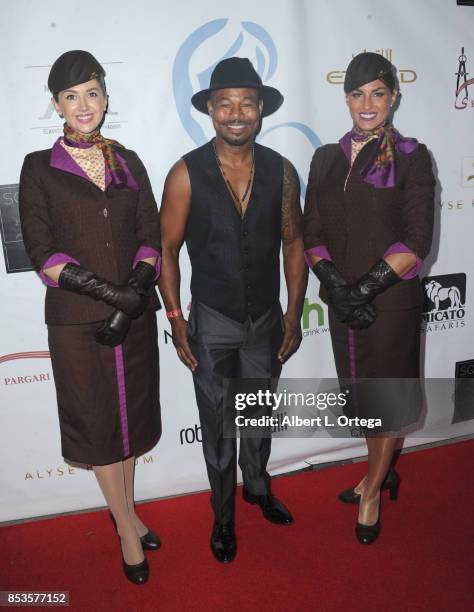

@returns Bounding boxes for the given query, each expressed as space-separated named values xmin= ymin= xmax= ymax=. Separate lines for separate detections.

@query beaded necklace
xmin=212 ymin=139 xmax=255 ymax=217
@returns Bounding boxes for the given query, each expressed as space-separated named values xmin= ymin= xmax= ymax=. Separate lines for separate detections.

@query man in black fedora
xmin=159 ymin=57 xmax=307 ymax=563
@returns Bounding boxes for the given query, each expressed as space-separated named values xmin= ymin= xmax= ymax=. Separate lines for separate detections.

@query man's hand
xmin=171 ymin=317 xmax=198 ymax=371
xmin=278 ymin=313 xmax=303 ymax=363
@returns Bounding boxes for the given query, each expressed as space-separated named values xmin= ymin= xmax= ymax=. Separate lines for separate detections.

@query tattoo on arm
xmin=281 ymin=158 xmax=303 ymax=242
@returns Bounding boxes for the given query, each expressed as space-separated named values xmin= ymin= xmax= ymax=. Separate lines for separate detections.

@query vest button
xmin=103 ymin=208 xmax=108 ymax=217
xmin=105 ymin=242 xmax=111 ymax=248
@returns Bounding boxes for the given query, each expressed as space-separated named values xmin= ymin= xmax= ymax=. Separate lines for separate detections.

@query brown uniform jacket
xmin=303 ymin=140 xmax=435 ymax=310
xmin=19 ymin=145 xmax=161 ymax=324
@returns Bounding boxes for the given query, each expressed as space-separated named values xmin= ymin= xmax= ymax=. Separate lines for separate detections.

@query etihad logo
xmin=455 ymin=47 xmax=474 ymax=110
xmin=327 ymin=48 xmax=417 ymax=85
xmin=422 ymin=273 xmax=466 ymax=333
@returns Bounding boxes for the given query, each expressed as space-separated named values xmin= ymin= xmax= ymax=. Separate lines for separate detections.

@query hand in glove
xmin=59 ymin=263 xmax=148 ymax=318
xmin=346 ymin=259 xmax=401 ymax=304
xmin=95 ymin=261 xmax=157 ymax=346
xmin=312 ymin=259 xmax=377 ymax=328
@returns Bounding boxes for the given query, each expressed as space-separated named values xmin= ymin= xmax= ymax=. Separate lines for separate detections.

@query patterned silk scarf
xmin=63 ymin=124 xmax=133 ymax=190
xmin=350 ymin=123 xmax=418 ymax=188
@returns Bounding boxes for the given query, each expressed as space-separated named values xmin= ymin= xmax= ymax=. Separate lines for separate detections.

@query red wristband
xmin=166 ymin=308 xmax=183 ymax=319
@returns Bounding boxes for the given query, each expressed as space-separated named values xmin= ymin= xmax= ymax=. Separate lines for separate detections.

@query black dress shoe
xmin=242 ymin=489 xmax=294 ymax=525
xmin=338 ymin=468 xmax=400 ymax=504
xmin=109 ymin=512 xmax=161 ymax=551
xmin=210 ymin=520 xmax=237 ymax=563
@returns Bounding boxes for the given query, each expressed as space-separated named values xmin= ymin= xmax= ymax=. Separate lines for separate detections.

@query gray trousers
xmin=188 ymin=302 xmax=284 ymax=523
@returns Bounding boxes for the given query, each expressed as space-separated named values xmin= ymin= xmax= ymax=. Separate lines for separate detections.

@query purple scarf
xmin=340 ymin=124 xmax=418 ymax=188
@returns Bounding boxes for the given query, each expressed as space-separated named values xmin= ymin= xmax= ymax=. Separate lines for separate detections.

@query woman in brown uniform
xmin=303 ymin=52 xmax=435 ymax=544
xmin=19 ymin=51 xmax=161 ymax=583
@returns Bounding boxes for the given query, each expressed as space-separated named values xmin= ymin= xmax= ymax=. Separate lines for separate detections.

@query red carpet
xmin=1 ymin=440 xmax=472 ymax=611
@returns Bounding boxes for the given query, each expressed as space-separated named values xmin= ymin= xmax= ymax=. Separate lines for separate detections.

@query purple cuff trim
xmin=383 ymin=242 xmax=422 ymax=279
xmin=132 ymin=246 xmax=161 ymax=279
xmin=114 ymin=345 xmax=130 ymax=457
xmin=304 ymin=246 xmax=332 ymax=268
xmin=39 ymin=253 xmax=80 ymax=287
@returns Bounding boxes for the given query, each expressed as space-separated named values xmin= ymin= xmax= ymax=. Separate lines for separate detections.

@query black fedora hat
xmin=191 ymin=57 xmax=283 ymax=117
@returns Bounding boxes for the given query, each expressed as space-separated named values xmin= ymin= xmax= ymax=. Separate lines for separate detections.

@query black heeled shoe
xmin=109 ymin=512 xmax=161 ymax=551
xmin=355 ymin=493 xmax=381 ymax=545
xmin=122 ymin=552 xmax=149 ymax=585
xmin=339 ymin=468 xmax=400 ymax=504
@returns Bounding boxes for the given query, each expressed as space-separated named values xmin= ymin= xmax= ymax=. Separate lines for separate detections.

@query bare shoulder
xmin=163 ymin=159 xmax=191 ymax=200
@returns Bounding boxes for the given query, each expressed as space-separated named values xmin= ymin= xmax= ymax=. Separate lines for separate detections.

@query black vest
xmin=183 ymin=140 xmax=283 ymax=322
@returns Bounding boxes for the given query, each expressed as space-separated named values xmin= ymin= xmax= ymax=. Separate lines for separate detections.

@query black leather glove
xmin=58 ymin=263 xmax=147 ymax=318
xmin=96 ymin=311 xmax=131 ymax=347
xmin=347 ymin=259 xmax=401 ymax=304
xmin=127 ymin=261 xmax=157 ymax=296
xmin=95 ymin=261 xmax=157 ymax=347
xmin=312 ymin=260 xmax=376 ymax=328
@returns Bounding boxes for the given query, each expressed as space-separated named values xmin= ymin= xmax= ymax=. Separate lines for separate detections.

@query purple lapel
xmin=50 ymin=138 xmax=112 ymax=188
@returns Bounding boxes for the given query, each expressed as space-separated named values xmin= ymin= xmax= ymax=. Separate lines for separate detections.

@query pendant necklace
xmin=213 ymin=139 xmax=255 ymax=217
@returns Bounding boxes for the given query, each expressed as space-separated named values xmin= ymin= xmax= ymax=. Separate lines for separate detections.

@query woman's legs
xmin=93 ymin=460 xmax=144 ymax=565
xmin=122 ymin=456 xmax=149 ymax=537
xmin=358 ymin=436 xmax=398 ymax=525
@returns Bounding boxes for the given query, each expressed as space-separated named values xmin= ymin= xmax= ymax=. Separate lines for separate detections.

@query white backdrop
xmin=1 ymin=0 xmax=473 ymax=522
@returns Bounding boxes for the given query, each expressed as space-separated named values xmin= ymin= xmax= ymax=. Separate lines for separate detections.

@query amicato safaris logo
xmin=422 ymin=273 xmax=466 ymax=332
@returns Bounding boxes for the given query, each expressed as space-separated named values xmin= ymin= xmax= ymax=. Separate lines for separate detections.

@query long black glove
xmin=95 ymin=261 xmax=157 ymax=347
xmin=347 ymin=259 xmax=401 ymax=304
xmin=311 ymin=260 xmax=377 ymax=329
xmin=58 ymin=263 xmax=147 ymax=318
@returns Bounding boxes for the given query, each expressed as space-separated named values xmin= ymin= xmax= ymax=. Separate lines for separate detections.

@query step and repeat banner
xmin=1 ymin=0 xmax=473 ymax=522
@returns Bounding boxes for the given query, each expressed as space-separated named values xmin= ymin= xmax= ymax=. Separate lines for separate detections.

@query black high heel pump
xmin=109 ymin=512 xmax=161 ymax=551
xmin=338 ymin=468 xmax=400 ymax=504
xmin=355 ymin=492 xmax=381 ymax=545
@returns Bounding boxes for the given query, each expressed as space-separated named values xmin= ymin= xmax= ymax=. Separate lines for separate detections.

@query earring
xmin=59 ymin=113 xmax=64 ymax=118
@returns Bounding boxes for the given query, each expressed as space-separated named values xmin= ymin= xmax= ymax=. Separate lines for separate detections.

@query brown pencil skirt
xmin=328 ymin=305 xmax=423 ymax=433
xmin=47 ymin=310 xmax=161 ymax=465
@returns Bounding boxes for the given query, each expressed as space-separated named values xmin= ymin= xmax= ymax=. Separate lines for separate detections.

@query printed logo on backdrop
xmin=27 ymin=60 xmax=126 ymax=135
xmin=0 ymin=184 xmax=33 ymax=273
xmin=326 ymin=48 xmax=417 ymax=85
xmin=23 ymin=455 xmax=154 ymax=481
xmin=0 ymin=351 xmax=51 ymax=387
xmin=454 ymin=47 xmax=474 ymax=110
xmin=172 ymin=18 xmax=321 ymax=196
xmin=461 ymin=158 xmax=474 ymax=187
xmin=452 ymin=359 xmax=474 ymax=424
xmin=301 ymin=294 xmax=329 ymax=339
xmin=421 ymin=273 xmax=466 ymax=333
